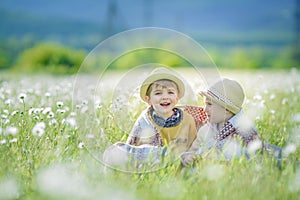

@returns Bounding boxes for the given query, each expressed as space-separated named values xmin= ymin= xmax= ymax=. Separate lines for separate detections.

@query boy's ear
xmin=145 ymin=96 xmax=151 ymax=104
xmin=225 ymin=109 xmax=234 ymax=116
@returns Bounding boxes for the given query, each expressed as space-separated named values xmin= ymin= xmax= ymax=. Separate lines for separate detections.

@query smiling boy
xmin=126 ymin=67 xmax=198 ymax=157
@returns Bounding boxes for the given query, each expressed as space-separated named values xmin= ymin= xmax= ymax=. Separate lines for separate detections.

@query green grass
xmin=0 ymin=69 xmax=300 ymax=199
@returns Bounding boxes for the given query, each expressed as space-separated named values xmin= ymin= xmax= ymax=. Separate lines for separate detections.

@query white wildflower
xmin=49 ymin=119 xmax=58 ymax=126
xmin=1 ymin=114 xmax=8 ymax=119
xmin=56 ymin=101 xmax=64 ymax=108
xmin=11 ymin=110 xmax=19 ymax=116
xmin=281 ymin=98 xmax=288 ymax=105
xmin=76 ymin=105 xmax=81 ymax=109
xmin=78 ymin=142 xmax=84 ymax=149
xmin=18 ymin=93 xmax=27 ymax=101
xmin=269 ymin=94 xmax=275 ymax=100
xmin=0 ymin=139 xmax=7 ymax=144
xmin=270 ymin=110 xmax=275 ymax=114
xmin=9 ymin=138 xmax=18 ymax=143
xmin=45 ymin=92 xmax=51 ymax=97
xmin=80 ymin=106 xmax=88 ymax=113
xmin=56 ymin=109 xmax=66 ymax=114
xmin=253 ymin=94 xmax=262 ymax=100
xmin=47 ymin=112 xmax=55 ymax=118
xmin=42 ymin=107 xmax=52 ymax=115
xmin=28 ymin=108 xmax=35 ymax=115
xmin=4 ymin=99 xmax=12 ymax=105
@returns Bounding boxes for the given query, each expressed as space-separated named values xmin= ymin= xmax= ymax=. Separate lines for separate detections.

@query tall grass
xmin=0 ymin=69 xmax=299 ymax=199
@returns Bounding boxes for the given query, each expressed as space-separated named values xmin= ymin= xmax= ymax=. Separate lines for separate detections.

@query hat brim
xmin=199 ymin=90 xmax=240 ymax=114
xmin=140 ymin=72 xmax=185 ymax=102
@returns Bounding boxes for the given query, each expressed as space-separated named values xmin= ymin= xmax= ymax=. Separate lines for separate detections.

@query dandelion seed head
xmin=203 ymin=164 xmax=224 ymax=181
xmin=259 ymin=100 xmax=265 ymax=108
xmin=32 ymin=122 xmax=46 ymax=137
xmin=253 ymin=93 xmax=262 ymax=101
xmin=70 ymin=112 xmax=76 ymax=117
xmin=102 ymin=145 xmax=129 ymax=167
xmin=283 ymin=143 xmax=297 ymax=157
xmin=222 ymin=139 xmax=242 ymax=160
xmin=247 ymin=139 xmax=262 ymax=155
xmin=86 ymin=134 xmax=94 ymax=140
xmin=291 ymin=113 xmax=300 ymax=123
xmin=270 ymin=94 xmax=275 ymax=100
xmin=65 ymin=118 xmax=77 ymax=128
xmin=37 ymin=165 xmax=90 ymax=199
xmin=288 ymin=168 xmax=300 ymax=192
xmin=5 ymin=126 xmax=19 ymax=135
xmin=0 ymin=177 xmax=20 ymax=199
xmin=158 ymin=178 xmax=183 ymax=199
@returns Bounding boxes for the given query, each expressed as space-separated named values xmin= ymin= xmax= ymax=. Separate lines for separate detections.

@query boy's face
xmin=204 ymin=97 xmax=232 ymax=124
xmin=145 ymin=80 xmax=179 ymax=119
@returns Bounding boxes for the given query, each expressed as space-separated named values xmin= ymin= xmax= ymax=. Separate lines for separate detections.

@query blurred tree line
xmin=0 ymin=38 xmax=299 ymax=74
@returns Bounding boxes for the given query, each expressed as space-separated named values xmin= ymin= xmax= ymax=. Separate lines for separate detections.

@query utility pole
xmin=106 ymin=0 xmax=117 ymax=37
xmin=294 ymin=0 xmax=300 ymax=65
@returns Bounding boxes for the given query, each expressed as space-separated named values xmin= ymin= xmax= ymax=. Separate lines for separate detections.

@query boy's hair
xmin=146 ymin=79 xmax=179 ymax=97
xmin=140 ymin=67 xmax=185 ymax=102
xmin=199 ymin=78 xmax=245 ymax=114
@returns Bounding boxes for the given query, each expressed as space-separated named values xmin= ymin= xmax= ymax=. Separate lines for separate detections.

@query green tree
xmin=15 ymin=43 xmax=86 ymax=74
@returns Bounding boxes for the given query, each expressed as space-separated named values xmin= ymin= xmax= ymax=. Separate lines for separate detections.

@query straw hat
xmin=199 ymin=78 xmax=245 ymax=114
xmin=140 ymin=67 xmax=185 ymax=102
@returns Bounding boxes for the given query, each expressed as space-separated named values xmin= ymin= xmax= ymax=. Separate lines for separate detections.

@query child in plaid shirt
xmin=181 ymin=78 xmax=261 ymax=166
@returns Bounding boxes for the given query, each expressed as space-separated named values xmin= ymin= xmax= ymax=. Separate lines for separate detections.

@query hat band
xmin=207 ymin=90 xmax=240 ymax=113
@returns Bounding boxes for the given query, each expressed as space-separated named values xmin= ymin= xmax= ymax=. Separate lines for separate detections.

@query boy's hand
xmin=181 ymin=152 xmax=196 ymax=167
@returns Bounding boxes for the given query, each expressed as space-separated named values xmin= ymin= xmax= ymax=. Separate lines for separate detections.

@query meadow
xmin=0 ymin=68 xmax=300 ymax=200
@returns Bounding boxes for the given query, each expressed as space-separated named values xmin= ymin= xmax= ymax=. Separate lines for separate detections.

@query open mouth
xmin=160 ymin=102 xmax=171 ymax=107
